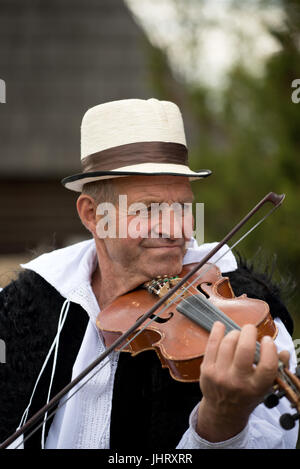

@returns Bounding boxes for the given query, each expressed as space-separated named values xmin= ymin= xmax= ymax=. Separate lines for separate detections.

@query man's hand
xmin=196 ymin=321 xmax=281 ymax=442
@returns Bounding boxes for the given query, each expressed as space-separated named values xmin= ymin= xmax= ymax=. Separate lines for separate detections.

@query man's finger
xmin=278 ymin=350 xmax=290 ymax=369
xmin=202 ymin=321 xmax=226 ymax=367
xmin=215 ymin=329 xmax=240 ymax=371
xmin=255 ymin=335 xmax=278 ymax=388
xmin=232 ymin=324 xmax=258 ymax=374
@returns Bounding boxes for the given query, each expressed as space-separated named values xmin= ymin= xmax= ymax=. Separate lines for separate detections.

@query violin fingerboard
xmin=176 ymin=294 xmax=260 ymax=363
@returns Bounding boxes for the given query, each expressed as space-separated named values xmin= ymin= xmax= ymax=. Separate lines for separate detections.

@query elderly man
xmin=0 ymin=98 xmax=298 ymax=449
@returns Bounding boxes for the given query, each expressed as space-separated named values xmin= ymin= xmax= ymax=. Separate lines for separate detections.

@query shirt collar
xmin=20 ymin=237 xmax=237 ymax=305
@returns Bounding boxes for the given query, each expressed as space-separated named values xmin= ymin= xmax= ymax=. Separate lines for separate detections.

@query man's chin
xmin=145 ymin=253 xmax=184 ymax=278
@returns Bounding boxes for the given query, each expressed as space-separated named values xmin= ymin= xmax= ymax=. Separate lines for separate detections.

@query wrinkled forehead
xmin=113 ymin=175 xmax=193 ymax=201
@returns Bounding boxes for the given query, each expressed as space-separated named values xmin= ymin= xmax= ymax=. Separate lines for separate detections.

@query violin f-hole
xmin=136 ymin=312 xmax=174 ymax=324
xmin=197 ymin=283 xmax=211 ymax=299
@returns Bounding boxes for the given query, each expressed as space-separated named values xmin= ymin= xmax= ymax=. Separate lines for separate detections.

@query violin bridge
xmin=143 ymin=275 xmax=189 ymax=304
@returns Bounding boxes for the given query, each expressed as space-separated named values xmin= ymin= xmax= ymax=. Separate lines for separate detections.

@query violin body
xmin=96 ymin=263 xmax=277 ymax=382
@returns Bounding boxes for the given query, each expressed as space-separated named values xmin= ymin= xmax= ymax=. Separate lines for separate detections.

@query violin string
xmin=6 ymin=201 xmax=281 ymax=448
xmin=178 ymin=279 xmax=244 ymax=334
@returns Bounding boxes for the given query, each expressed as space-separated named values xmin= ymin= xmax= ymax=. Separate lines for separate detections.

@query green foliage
xmin=145 ymin=1 xmax=300 ymax=338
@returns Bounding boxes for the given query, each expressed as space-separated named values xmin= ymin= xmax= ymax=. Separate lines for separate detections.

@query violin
xmin=96 ymin=262 xmax=277 ymax=382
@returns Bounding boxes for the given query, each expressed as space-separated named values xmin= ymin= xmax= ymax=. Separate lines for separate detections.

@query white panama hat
xmin=61 ymin=98 xmax=212 ymax=192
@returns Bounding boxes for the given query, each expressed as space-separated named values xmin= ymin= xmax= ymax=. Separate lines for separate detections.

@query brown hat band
xmin=81 ymin=141 xmax=188 ymax=173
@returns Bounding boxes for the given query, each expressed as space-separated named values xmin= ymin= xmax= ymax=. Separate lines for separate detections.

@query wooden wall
xmin=0 ymin=178 xmax=88 ymax=255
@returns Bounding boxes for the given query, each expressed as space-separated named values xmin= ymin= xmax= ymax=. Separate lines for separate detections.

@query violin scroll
xmin=264 ymin=365 xmax=300 ymax=429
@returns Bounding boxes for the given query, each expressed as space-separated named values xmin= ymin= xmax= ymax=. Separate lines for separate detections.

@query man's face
xmin=95 ymin=175 xmax=194 ymax=284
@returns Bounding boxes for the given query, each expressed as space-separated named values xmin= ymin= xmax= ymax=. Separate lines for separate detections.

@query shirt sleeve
xmin=176 ymin=318 xmax=299 ymax=449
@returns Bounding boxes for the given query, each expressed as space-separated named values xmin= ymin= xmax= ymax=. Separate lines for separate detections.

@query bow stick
xmin=0 ymin=191 xmax=285 ymax=449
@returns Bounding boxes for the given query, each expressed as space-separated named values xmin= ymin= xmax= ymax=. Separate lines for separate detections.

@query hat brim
xmin=62 ymin=168 xmax=212 ymax=192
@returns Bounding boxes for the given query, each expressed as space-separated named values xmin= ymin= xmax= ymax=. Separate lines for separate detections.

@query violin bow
xmin=0 ymin=191 xmax=286 ymax=449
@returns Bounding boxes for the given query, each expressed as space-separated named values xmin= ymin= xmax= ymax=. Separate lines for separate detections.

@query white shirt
xmin=17 ymin=238 xmax=298 ymax=449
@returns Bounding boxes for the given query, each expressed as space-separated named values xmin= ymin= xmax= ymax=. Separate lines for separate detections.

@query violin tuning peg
xmin=264 ymin=390 xmax=285 ymax=408
xmin=264 ymin=392 xmax=279 ymax=408
xmin=279 ymin=412 xmax=300 ymax=430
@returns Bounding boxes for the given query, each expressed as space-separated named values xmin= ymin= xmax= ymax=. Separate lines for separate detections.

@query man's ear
xmin=76 ymin=194 xmax=98 ymax=235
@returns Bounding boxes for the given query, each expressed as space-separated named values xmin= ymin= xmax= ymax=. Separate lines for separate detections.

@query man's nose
xmin=150 ymin=205 xmax=190 ymax=239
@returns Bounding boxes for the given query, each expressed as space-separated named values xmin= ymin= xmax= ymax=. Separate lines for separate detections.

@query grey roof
xmin=0 ymin=0 xmax=153 ymax=177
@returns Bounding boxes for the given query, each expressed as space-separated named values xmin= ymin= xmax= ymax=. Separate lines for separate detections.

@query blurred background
xmin=0 ymin=0 xmax=299 ymax=443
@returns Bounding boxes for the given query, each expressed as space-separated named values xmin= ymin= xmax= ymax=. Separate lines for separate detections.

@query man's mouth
xmin=142 ymin=241 xmax=185 ymax=249
xmin=151 ymin=245 xmax=181 ymax=248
